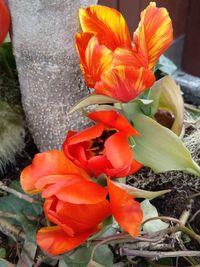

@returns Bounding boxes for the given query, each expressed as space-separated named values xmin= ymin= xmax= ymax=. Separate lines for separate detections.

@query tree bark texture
xmin=7 ymin=0 xmax=97 ymax=151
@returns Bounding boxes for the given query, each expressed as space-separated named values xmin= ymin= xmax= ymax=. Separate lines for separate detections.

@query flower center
xmin=88 ymin=129 xmax=117 ymax=156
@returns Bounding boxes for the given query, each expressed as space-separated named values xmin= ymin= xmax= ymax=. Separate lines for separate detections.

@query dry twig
xmin=120 ymin=249 xmax=200 ymax=261
xmin=0 ymin=181 xmax=43 ymax=205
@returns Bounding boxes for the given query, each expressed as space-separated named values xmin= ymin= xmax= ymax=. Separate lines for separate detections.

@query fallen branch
xmin=174 ymin=198 xmax=193 ymax=239
xmin=0 ymin=181 xmax=43 ymax=205
xmin=141 ymin=216 xmax=200 ymax=243
xmin=0 ymin=218 xmax=25 ymax=240
xmin=120 ymin=248 xmax=200 ymax=261
xmin=142 ymin=216 xmax=181 ymax=226
xmin=0 ymin=211 xmax=38 ymax=221
xmin=189 ymin=209 xmax=200 ymax=223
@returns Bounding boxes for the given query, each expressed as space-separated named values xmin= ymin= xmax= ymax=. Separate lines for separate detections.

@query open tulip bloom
xmin=20 ymin=1 xmax=200 ymax=260
xmin=76 ymin=2 xmax=173 ymax=102
xmin=21 ymin=150 xmax=142 ymax=255
xmin=63 ymin=110 xmax=143 ymax=178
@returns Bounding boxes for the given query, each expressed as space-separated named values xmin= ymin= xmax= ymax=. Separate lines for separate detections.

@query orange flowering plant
xmin=63 ymin=110 xmax=143 ymax=178
xmin=21 ymin=150 xmax=142 ymax=255
xmin=76 ymin=2 xmax=172 ymax=102
xmin=0 ymin=0 xmax=10 ymax=44
xmin=19 ymin=1 xmax=200 ymax=265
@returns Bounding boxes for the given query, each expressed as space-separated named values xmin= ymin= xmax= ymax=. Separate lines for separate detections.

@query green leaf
xmin=69 ymin=95 xmax=120 ymax=113
xmin=16 ymin=214 xmax=37 ymax=242
xmin=0 ymin=248 xmax=6 ymax=258
xmin=141 ymin=200 xmax=169 ymax=233
xmin=0 ymin=42 xmax=16 ymax=78
xmin=0 ymin=259 xmax=15 ymax=267
xmin=93 ymin=246 xmax=113 ymax=267
xmin=42 ymin=257 xmax=57 ymax=266
xmin=87 ymin=260 xmax=104 ymax=267
xmin=0 ymin=181 xmax=42 ymax=219
xmin=3 ymin=33 xmax=11 ymax=43
xmin=148 ymin=76 xmax=184 ymax=136
xmin=111 ymin=182 xmax=171 ymax=200
xmin=131 ymin=113 xmax=200 ymax=176
xmin=63 ymin=245 xmax=113 ymax=267
xmin=63 ymin=246 xmax=94 ymax=267
xmin=88 ymin=225 xmax=116 ymax=241
xmin=59 ymin=261 xmax=68 ymax=267
xmin=0 ymin=181 xmax=42 ymax=243
xmin=133 ymin=99 xmax=153 ymax=116
xmin=157 ymin=55 xmax=177 ymax=75
xmin=16 ymin=240 xmax=37 ymax=267
xmin=133 ymin=99 xmax=153 ymax=105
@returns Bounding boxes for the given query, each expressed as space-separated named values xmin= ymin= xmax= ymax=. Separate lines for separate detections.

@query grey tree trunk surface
xmin=7 ymin=0 xmax=97 ymax=151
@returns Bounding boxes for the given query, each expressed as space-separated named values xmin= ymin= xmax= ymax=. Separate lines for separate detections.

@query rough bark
xmin=7 ymin=0 xmax=97 ymax=151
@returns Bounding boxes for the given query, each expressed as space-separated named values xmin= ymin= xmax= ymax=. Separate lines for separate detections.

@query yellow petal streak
xmin=133 ymin=2 xmax=173 ymax=69
xmin=79 ymin=5 xmax=132 ymax=51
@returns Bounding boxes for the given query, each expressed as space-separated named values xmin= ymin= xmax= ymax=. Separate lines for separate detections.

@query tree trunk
xmin=7 ymin=0 xmax=97 ymax=151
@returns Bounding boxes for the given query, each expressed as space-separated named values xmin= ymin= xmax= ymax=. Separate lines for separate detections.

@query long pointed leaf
xmin=112 ymin=182 xmax=170 ymax=200
xmin=131 ymin=113 xmax=200 ymax=176
xmin=70 ymin=95 xmax=120 ymax=113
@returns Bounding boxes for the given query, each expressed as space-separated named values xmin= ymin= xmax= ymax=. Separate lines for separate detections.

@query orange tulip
xmin=94 ymin=66 xmax=155 ymax=102
xmin=20 ymin=150 xmax=90 ymax=194
xmin=21 ymin=150 xmax=143 ymax=255
xmin=63 ymin=110 xmax=143 ymax=178
xmin=79 ymin=5 xmax=132 ymax=51
xmin=133 ymin=2 xmax=173 ymax=69
xmin=36 ymin=196 xmax=110 ymax=255
xmin=36 ymin=179 xmax=143 ymax=255
xmin=76 ymin=2 xmax=173 ymax=102
xmin=76 ymin=34 xmax=113 ymax=88
xmin=0 ymin=0 xmax=10 ymax=44
xmin=107 ymin=178 xmax=143 ymax=237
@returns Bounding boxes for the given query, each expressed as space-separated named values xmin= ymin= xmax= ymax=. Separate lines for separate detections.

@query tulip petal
xmin=76 ymin=34 xmax=113 ymax=87
xmin=87 ymin=151 xmax=141 ymax=178
xmin=44 ymin=197 xmax=75 ymax=237
xmin=0 ymin=0 xmax=10 ymax=44
xmin=36 ymin=173 xmax=108 ymax=204
xmin=79 ymin=5 xmax=132 ymax=51
xmin=44 ymin=197 xmax=109 ymax=238
xmin=105 ymin=157 xmax=143 ymax=178
xmin=88 ymin=110 xmax=139 ymax=136
xmin=107 ymin=179 xmax=143 ymax=237
xmin=35 ymin=174 xmax=80 ymax=190
xmin=20 ymin=150 xmax=89 ymax=194
xmin=36 ymin=226 xmax=96 ymax=255
xmin=44 ymin=197 xmax=110 ymax=234
xmin=133 ymin=2 xmax=173 ymax=69
xmin=63 ymin=131 xmax=90 ymax=171
xmin=54 ymin=178 xmax=108 ymax=204
xmin=106 ymin=165 xmax=132 ymax=178
xmin=95 ymin=66 xmax=155 ymax=102
xmin=105 ymin=132 xmax=134 ymax=169
xmin=67 ymin=123 xmax=104 ymax=145
xmin=129 ymin=160 xmax=143 ymax=173
xmin=64 ymin=144 xmax=90 ymax=173
xmin=56 ymin=199 xmax=111 ymax=232
xmin=113 ymin=47 xmax=147 ymax=69
xmin=88 ymin=155 xmax=113 ymax=177
xmin=75 ymin=32 xmax=94 ymax=65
